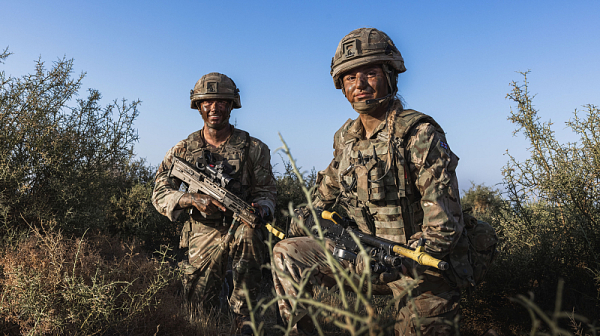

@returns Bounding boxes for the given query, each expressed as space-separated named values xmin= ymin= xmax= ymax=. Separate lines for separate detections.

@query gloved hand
xmin=179 ymin=193 xmax=226 ymax=215
xmin=286 ymin=207 xmax=316 ymax=237
xmin=251 ymin=203 xmax=271 ymax=219
xmin=353 ymin=251 xmax=405 ymax=285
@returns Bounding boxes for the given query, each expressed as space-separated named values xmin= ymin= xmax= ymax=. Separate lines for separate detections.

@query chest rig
xmin=182 ymin=128 xmax=251 ymax=225
xmin=335 ymin=108 xmax=442 ymax=244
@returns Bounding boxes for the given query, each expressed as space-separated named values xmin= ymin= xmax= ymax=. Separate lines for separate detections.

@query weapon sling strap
xmin=241 ymin=131 xmax=251 ymax=183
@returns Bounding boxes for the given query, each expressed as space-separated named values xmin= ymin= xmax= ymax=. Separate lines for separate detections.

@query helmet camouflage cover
xmin=190 ymin=72 xmax=241 ymax=109
xmin=330 ymin=28 xmax=406 ymax=90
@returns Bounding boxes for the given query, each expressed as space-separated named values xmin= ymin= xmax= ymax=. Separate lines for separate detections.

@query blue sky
xmin=2 ymin=0 xmax=600 ymax=193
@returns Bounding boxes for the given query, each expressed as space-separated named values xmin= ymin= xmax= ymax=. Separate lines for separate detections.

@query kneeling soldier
xmin=152 ymin=73 xmax=276 ymax=335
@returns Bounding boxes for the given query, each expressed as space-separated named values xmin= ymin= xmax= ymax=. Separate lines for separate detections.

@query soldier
xmin=272 ymin=28 xmax=472 ymax=336
xmin=152 ymin=72 xmax=276 ymax=334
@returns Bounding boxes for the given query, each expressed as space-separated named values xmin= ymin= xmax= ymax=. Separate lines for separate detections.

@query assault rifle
xmin=168 ymin=156 xmax=285 ymax=238
xmin=313 ymin=210 xmax=449 ymax=272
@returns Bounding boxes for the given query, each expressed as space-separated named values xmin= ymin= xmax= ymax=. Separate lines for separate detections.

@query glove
xmin=354 ymin=251 xmax=403 ymax=285
xmin=251 ymin=203 xmax=271 ymax=220
xmin=287 ymin=207 xmax=316 ymax=237
xmin=377 ymin=267 xmax=402 ymax=284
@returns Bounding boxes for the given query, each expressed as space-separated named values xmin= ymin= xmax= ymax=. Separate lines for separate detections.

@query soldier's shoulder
xmin=181 ymin=129 xmax=203 ymax=144
xmin=334 ymin=118 xmax=356 ymax=135
xmin=234 ymin=128 xmax=269 ymax=151
xmin=248 ymin=135 xmax=270 ymax=151
xmin=333 ymin=118 xmax=357 ymax=148
xmin=177 ymin=129 xmax=204 ymax=151
xmin=395 ymin=109 xmax=443 ymax=139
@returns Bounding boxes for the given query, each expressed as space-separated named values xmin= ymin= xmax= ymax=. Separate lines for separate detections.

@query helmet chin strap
xmin=351 ymin=94 xmax=393 ymax=114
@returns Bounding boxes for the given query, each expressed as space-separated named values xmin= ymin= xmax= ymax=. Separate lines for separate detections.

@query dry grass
xmin=0 ymin=225 xmax=195 ymax=335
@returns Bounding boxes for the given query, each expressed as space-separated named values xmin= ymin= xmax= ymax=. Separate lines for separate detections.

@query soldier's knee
xmin=272 ymin=239 xmax=297 ymax=274
xmin=396 ymin=288 xmax=461 ymax=336
xmin=272 ymin=240 xmax=289 ymax=258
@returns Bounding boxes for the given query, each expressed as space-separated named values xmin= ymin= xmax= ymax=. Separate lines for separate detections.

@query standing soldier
xmin=272 ymin=28 xmax=472 ymax=336
xmin=152 ymin=73 xmax=277 ymax=334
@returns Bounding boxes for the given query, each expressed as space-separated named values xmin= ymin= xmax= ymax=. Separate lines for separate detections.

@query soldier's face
xmin=199 ymin=99 xmax=232 ymax=130
xmin=342 ymin=65 xmax=389 ymax=103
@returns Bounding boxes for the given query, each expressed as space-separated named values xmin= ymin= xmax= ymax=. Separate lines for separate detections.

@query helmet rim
xmin=190 ymin=72 xmax=241 ymax=109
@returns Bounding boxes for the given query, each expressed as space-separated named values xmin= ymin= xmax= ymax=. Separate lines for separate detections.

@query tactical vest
xmin=335 ymin=108 xmax=443 ymax=244
xmin=182 ymin=128 xmax=251 ymax=225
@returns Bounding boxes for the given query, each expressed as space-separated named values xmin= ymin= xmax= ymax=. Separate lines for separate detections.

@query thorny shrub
xmin=0 ymin=48 xmax=173 ymax=249
xmin=461 ymin=72 xmax=600 ymax=336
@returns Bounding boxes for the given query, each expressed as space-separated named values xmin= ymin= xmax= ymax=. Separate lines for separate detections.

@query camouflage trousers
xmin=272 ymin=237 xmax=460 ymax=336
xmin=180 ymin=219 xmax=265 ymax=316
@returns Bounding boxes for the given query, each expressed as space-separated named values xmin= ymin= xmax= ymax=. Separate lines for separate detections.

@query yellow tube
xmin=265 ymin=223 xmax=285 ymax=240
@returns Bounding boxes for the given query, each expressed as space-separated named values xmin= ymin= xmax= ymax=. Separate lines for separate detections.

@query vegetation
xmin=461 ymin=72 xmax=600 ymax=336
xmin=273 ymin=155 xmax=317 ymax=233
xmin=1 ymin=48 xmax=599 ymax=335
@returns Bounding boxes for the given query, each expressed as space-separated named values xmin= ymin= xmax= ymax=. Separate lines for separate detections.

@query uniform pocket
xmin=180 ymin=221 xmax=191 ymax=249
xmin=368 ymin=160 xmax=386 ymax=201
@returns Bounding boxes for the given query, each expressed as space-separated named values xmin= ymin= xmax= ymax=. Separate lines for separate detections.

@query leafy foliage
xmin=501 ymin=72 xmax=600 ymax=300
xmin=273 ymin=155 xmax=317 ymax=233
xmin=461 ymin=73 xmax=600 ymax=336
xmin=0 ymin=50 xmax=173 ymax=249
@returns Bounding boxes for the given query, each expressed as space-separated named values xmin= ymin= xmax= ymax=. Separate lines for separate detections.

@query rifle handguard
xmin=322 ymin=210 xmax=449 ymax=271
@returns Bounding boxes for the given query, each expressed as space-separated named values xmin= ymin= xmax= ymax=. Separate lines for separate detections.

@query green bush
xmin=273 ymin=155 xmax=317 ymax=233
xmin=460 ymin=72 xmax=600 ymax=335
xmin=0 ymin=49 xmax=173 ymax=248
xmin=501 ymin=72 xmax=600 ymax=303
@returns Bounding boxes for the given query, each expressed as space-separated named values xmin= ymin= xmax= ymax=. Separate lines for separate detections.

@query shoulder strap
xmin=227 ymin=128 xmax=251 ymax=178
xmin=393 ymin=109 xmax=443 ymax=145
xmin=335 ymin=118 xmax=356 ymax=150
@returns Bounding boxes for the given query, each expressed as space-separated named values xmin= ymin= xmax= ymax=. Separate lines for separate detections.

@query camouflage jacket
xmin=312 ymin=99 xmax=464 ymax=262
xmin=152 ymin=127 xmax=277 ymax=226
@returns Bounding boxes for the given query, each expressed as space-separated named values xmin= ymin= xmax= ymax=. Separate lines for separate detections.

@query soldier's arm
xmin=407 ymin=123 xmax=464 ymax=260
xmin=247 ymin=138 xmax=277 ymax=217
xmin=313 ymin=135 xmax=344 ymax=210
xmin=152 ymin=141 xmax=188 ymax=222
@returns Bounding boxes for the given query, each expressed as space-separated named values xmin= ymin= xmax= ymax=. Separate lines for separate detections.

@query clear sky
xmin=2 ymin=0 xmax=600 ymax=193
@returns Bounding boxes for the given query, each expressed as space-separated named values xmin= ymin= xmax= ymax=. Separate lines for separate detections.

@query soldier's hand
xmin=236 ymin=203 xmax=268 ymax=229
xmin=353 ymin=252 xmax=404 ymax=284
xmin=251 ymin=203 xmax=270 ymax=219
xmin=179 ymin=193 xmax=226 ymax=215
xmin=377 ymin=267 xmax=402 ymax=284
xmin=353 ymin=251 xmax=369 ymax=276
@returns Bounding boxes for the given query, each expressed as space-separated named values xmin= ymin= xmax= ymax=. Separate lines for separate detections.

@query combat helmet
xmin=190 ymin=72 xmax=241 ymax=109
xmin=330 ymin=28 xmax=406 ymax=93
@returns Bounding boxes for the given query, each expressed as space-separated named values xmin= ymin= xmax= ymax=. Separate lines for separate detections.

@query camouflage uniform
xmin=152 ymin=127 xmax=276 ymax=315
xmin=272 ymin=99 xmax=470 ymax=335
